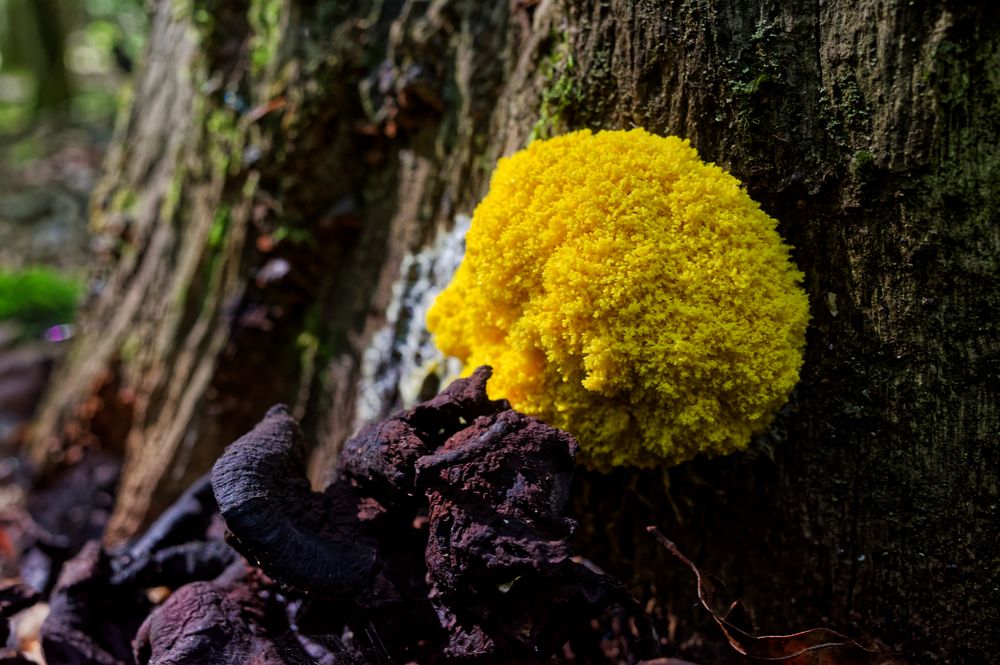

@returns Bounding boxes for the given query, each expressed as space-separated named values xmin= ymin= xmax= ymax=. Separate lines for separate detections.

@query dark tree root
xmin=114 ymin=473 xmax=217 ymax=567
xmin=110 ymin=539 xmax=239 ymax=589
xmin=10 ymin=367 xmax=661 ymax=664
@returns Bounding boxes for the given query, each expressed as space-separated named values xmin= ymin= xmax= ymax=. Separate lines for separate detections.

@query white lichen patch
xmin=353 ymin=214 xmax=470 ymax=429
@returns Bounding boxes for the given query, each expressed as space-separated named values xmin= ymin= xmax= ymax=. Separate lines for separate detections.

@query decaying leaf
xmin=647 ymin=527 xmax=877 ymax=665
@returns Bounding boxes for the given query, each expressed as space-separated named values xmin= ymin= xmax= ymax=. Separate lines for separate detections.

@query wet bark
xmin=27 ymin=1 xmax=999 ymax=662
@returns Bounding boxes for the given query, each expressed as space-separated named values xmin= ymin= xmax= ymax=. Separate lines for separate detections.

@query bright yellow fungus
xmin=427 ymin=128 xmax=810 ymax=469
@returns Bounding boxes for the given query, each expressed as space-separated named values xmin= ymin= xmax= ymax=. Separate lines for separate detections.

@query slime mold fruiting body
xmin=428 ymin=128 xmax=810 ymax=468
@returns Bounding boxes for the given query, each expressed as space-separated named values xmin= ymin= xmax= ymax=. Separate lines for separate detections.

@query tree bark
xmin=28 ymin=0 xmax=999 ymax=662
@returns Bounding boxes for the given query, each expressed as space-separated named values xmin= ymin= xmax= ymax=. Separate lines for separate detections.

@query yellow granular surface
xmin=427 ymin=129 xmax=810 ymax=469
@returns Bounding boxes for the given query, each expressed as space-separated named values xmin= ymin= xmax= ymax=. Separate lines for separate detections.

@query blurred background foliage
xmin=0 ymin=0 xmax=147 ymax=133
xmin=0 ymin=267 xmax=81 ymax=338
xmin=0 ymin=0 xmax=147 ymax=339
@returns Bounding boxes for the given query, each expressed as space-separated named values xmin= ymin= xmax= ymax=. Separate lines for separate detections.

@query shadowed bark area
xmin=27 ymin=0 xmax=998 ymax=662
xmin=550 ymin=4 xmax=999 ymax=663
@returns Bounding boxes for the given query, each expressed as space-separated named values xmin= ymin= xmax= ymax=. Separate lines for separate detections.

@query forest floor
xmin=0 ymin=122 xmax=111 ymax=665
xmin=0 ymin=121 xmax=105 ymax=460
xmin=0 ymin=368 xmax=881 ymax=665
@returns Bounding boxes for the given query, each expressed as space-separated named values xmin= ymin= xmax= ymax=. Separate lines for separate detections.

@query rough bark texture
xmin=27 ymin=0 xmax=999 ymax=662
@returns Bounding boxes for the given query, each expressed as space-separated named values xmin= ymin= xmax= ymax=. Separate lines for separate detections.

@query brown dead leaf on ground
xmin=647 ymin=526 xmax=878 ymax=665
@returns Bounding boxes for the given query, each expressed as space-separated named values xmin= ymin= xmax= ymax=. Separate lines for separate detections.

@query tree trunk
xmin=1 ymin=0 xmax=74 ymax=114
xmin=28 ymin=0 xmax=999 ymax=662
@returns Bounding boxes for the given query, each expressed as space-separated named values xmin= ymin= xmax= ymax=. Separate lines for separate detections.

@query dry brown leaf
xmin=648 ymin=526 xmax=878 ymax=664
